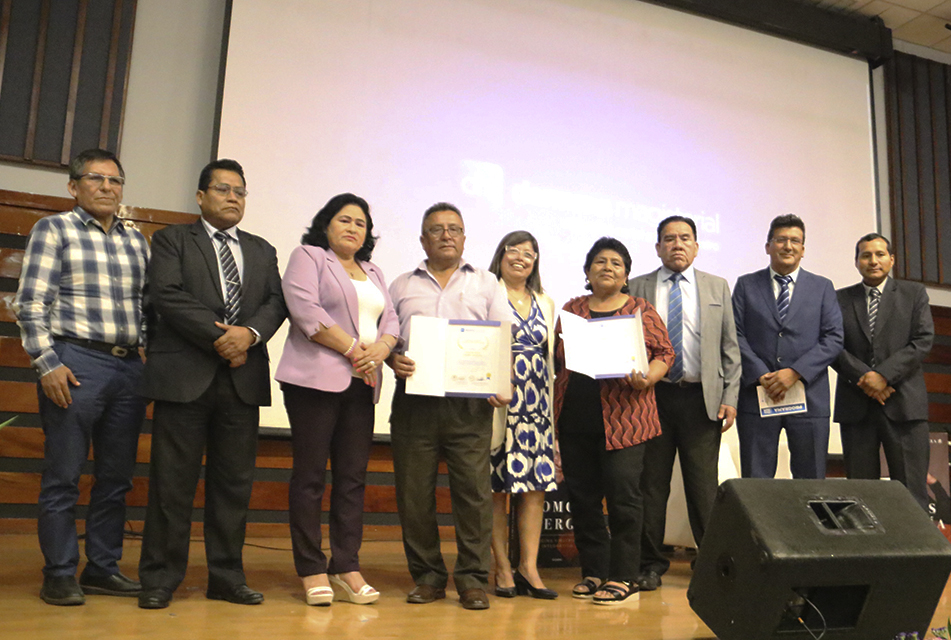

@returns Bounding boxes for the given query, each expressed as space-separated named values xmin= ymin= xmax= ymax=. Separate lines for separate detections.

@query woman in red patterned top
xmin=553 ymin=237 xmax=674 ymax=606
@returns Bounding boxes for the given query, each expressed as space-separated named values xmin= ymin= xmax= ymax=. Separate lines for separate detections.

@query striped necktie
xmin=667 ymin=272 xmax=684 ymax=382
xmin=775 ymin=274 xmax=793 ymax=323
xmin=868 ymin=287 xmax=880 ymax=338
xmin=215 ymin=231 xmax=242 ymax=324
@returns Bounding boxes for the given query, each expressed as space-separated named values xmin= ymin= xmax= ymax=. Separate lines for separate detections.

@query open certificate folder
xmin=404 ymin=316 xmax=512 ymax=398
xmin=756 ymin=379 xmax=808 ymax=417
xmin=560 ymin=310 xmax=650 ymax=379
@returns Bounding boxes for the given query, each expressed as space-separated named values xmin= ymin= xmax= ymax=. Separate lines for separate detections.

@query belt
xmin=57 ymin=337 xmax=138 ymax=359
xmin=661 ymin=379 xmax=702 ymax=389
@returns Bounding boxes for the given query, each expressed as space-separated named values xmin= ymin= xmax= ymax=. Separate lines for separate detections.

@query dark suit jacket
xmin=732 ymin=267 xmax=843 ymax=417
xmin=141 ymin=221 xmax=286 ymax=405
xmin=628 ymin=268 xmax=741 ymax=421
xmin=832 ymin=279 xmax=933 ymax=423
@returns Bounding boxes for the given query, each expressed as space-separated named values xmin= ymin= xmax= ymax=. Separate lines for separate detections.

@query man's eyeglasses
xmin=504 ymin=246 xmax=536 ymax=261
xmin=424 ymin=225 xmax=464 ymax=239
xmin=207 ymin=184 xmax=249 ymax=198
xmin=771 ymin=236 xmax=803 ymax=247
xmin=77 ymin=173 xmax=125 ymax=187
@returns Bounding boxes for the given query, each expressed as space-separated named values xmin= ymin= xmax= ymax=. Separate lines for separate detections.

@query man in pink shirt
xmin=387 ymin=202 xmax=510 ymax=610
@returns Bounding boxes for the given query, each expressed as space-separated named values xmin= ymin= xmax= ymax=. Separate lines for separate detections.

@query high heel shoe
xmin=514 ymin=570 xmax=558 ymax=599
xmin=329 ymin=574 xmax=380 ymax=605
xmin=494 ymin=585 xmax=516 ymax=598
xmin=305 ymin=585 xmax=333 ymax=606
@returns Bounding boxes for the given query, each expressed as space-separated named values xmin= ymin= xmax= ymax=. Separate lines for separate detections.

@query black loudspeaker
xmin=688 ymin=479 xmax=951 ymax=640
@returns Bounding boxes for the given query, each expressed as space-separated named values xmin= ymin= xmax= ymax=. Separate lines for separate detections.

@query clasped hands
xmin=857 ymin=370 xmax=894 ymax=405
xmin=758 ymin=368 xmax=800 ymax=402
xmin=385 ymin=353 xmax=512 ymax=406
xmin=214 ymin=322 xmax=254 ymax=367
xmin=349 ymin=340 xmax=392 ymax=388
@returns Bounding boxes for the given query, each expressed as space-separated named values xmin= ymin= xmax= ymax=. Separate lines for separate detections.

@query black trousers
xmin=559 ymin=429 xmax=645 ymax=583
xmin=284 ymin=379 xmax=374 ymax=577
xmin=139 ymin=367 xmax=259 ymax=591
xmin=840 ymin=404 xmax=929 ymax=511
xmin=640 ymin=382 xmax=721 ymax=575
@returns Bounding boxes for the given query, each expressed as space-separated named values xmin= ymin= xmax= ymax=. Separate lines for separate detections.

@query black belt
xmin=57 ymin=337 xmax=138 ymax=359
xmin=660 ymin=379 xmax=702 ymax=389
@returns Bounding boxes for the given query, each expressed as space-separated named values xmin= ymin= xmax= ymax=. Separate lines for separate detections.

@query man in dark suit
xmin=628 ymin=215 xmax=741 ymax=592
xmin=832 ymin=233 xmax=933 ymax=510
xmin=136 ymin=159 xmax=286 ymax=609
xmin=732 ymin=214 xmax=843 ymax=479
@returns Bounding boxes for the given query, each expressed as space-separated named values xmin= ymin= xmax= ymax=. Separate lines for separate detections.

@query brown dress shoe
xmin=459 ymin=588 xmax=490 ymax=610
xmin=406 ymin=584 xmax=446 ymax=604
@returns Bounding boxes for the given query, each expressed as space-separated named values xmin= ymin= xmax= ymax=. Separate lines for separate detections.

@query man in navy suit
xmin=832 ymin=233 xmax=933 ymax=510
xmin=732 ymin=214 xmax=843 ymax=479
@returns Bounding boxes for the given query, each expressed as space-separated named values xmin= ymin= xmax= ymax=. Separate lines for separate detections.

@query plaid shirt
xmin=14 ymin=207 xmax=150 ymax=376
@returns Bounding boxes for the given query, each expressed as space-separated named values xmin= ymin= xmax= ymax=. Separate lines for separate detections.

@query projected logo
xmin=460 ymin=160 xmax=505 ymax=210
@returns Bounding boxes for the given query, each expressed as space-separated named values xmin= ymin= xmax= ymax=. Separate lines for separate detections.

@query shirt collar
xmin=74 ymin=206 xmax=125 ymax=235
xmin=659 ymin=264 xmax=695 ymax=284
xmin=414 ymin=258 xmax=473 ymax=275
xmin=201 ymin=217 xmax=239 ymax=242
xmin=863 ymin=277 xmax=888 ymax=296
xmin=769 ymin=266 xmax=800 ymax=283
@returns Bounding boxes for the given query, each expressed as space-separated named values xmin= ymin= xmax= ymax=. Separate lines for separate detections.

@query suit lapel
xmin=757 ymin=269 xmax=782 ymax=325
xmin=325 ymin=250 xmax=360 ymax=331
xmin=640 ymin=271 xmax=658 ymax=307
xmin=783 ymin=269 xmax=809 ymax=326
xmin=849 ymin=284 xmax=871 ymax=343
xmin=874 ymin=278 xmax=898 ymax=340
xmin=696 ymin=270 xmax=713 ymax=330
xmin=191 ymin=222 xmax=225 ymax=306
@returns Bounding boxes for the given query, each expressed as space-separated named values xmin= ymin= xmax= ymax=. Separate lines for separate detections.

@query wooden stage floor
xmin=3 ymin=533 xmax=951 ymax=640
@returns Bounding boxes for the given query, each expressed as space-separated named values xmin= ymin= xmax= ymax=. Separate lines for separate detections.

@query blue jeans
xmin=37 ymin=342 xmax=145 ymax=578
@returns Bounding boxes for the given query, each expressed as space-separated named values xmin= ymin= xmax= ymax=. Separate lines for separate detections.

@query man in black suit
xmin=137 ymin=159 xmax=286 ymax=609
xmin=832 ymin=232 xmax=933 ymax=510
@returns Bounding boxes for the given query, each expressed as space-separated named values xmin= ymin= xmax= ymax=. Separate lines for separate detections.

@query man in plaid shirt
xmin=14 ymin=148 xmax=149 ymax=606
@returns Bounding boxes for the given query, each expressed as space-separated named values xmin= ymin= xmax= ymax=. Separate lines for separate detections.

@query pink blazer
xmin=275 ymin=245 xmax=399 ymax=402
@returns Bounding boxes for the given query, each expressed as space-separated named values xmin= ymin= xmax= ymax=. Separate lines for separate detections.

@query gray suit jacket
xmin=628 ymin=268 xmax=741 ymax=421
xmin=832 ymin=278 xmax=933 ymax=423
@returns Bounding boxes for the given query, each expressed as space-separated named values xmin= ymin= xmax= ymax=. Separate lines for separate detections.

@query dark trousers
xmin=37 ymin=342 xmax=145 ymax=578
xmin=284 ymin=379 xmax=374 ymax=576
xmin=640 ymin=382 xmax=721 ymax=575
xmin=389 ymin=382 xmax=493 ymax=592
xmin=841 ymin=405 xmax=929 ymax=511
xmin=559 ymin=429 xmax=645 ymax=583
xmin=736 ymin=413 xmax=829 ymax=479
xmin=138 ymin=367 xmax=259 ymax=592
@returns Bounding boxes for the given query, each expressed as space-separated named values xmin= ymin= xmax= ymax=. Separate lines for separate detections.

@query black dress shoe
xmin=513 ymin=571 xmax=558 ymax=599
xmin=139 ymin=587 xmax=173 ymax=609
xmin=79 ymin=571 xmax=142 ymax=596
xmin=207 ymin=583 xmax=264 ymax=605
xmin=406 ymin=584 xmax=446 ymax=604
xmin=458 ymin=588 xmax=490 ymax=610
xmin=636 ymin=571 xmax=662 ymax=591
xmin=40 ymin=575 xmax=85 ymax=606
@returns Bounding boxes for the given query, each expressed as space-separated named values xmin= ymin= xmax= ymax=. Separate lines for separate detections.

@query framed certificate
xmin=405 ymin=316 xmax=512 ymax=398
xmin=560 ymin=310 xmax=650 ymax=379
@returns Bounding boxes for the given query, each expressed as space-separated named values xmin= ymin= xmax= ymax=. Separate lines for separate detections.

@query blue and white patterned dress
xmin=491 ymin=295 xmax=557 ymax=493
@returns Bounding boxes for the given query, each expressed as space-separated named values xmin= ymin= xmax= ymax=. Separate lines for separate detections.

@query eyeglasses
xmin=206 ymin=184 xmax=249 ymax=198
xmin=771 ymin=236 xmax=803 ymax=247
xmin=504 ymin=246 xmax=536 ymax=261
xmin=424 ymin=225 xmax=464 ymax=239
xmin=77 ymin=173 xmax=125 ymax=187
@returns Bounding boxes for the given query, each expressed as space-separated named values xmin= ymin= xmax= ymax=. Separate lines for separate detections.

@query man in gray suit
xmin=832 ymin=233 xmax=933 ymax=510
xmin=628 ymin=216 xmax=741 ymax=591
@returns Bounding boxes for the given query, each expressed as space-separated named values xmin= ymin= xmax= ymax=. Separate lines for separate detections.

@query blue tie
xmin=775 ymin=274 xmax=793 ymax=323
xmin=667 ymin=272 xmax=684 ymax=382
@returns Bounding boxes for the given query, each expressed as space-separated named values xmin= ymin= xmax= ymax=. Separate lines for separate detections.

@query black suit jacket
xmin=141 ymin=221 xmax=286 ymax=405
xmin=832 ymin=278 xmax=933 ymax=423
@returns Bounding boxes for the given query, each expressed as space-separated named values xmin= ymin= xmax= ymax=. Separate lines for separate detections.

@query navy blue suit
xmin=732 ymin=268 xmax=843 ymax=478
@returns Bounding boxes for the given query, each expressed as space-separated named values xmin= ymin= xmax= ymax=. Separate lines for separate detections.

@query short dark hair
xmin=584 ymin=236 xmax=631 ymax=294
xmin=421 ymin=202 xmax=463 ymax=233
xmin=854 ymin=232 xmax=893 ymax=260
xmin=767 ymin=214 xmax=805 ymax=243
xmin=656 ymin=215 xmax=697 ymax=242
xmin=68 ymin=148 xmax=124 ymax=181
xmin=488 ymin=230 xmax=543 ymax=293
xmin=198 ymin=159 xmax=245 ymax=192
xmin=301 ymin=193 xmax=377 ymax=262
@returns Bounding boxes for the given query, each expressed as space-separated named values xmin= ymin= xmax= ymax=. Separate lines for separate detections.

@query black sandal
xmin=571 ymin=577 xmax=604 ymax=599
xmin=592 ymin=580 xmax=639 ymax=606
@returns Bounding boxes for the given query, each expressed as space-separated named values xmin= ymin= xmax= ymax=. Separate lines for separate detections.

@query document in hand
xmin=405 ymin=316 xmax=512 ymax=398
xmin=756 ymin=380 xmax=808 ymax=417
xmin=560 ymin=310 xmax=650 ymax=379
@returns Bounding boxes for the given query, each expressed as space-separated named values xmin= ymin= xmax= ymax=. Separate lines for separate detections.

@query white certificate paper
xmin=756 ymin=379 xmax=808 ymax=417
xmin=560 ymin=310 xmax=650 ymax=379
xmin=405 ymin=316 xmax=511 ymax=398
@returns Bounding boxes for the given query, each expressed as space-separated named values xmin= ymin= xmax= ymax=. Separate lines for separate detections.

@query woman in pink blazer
xmin=275 ymin=193 xmax=399 ymax=606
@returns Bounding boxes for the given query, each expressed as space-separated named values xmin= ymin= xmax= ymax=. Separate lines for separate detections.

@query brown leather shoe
xmin=406 ymin=584 xmax=446 ymax=604
xmin=459 ymin=588 xmax=490 ymax=610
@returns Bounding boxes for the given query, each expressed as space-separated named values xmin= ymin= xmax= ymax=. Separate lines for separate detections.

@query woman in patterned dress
xmin=487 ymin=231 xmax=558 ymax=599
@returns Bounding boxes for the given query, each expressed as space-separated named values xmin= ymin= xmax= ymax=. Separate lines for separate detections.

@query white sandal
xmin=329 ymin=574 xmax=380 ymax=604
xmin=305 ymin=585 xmax=334 ymax=606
